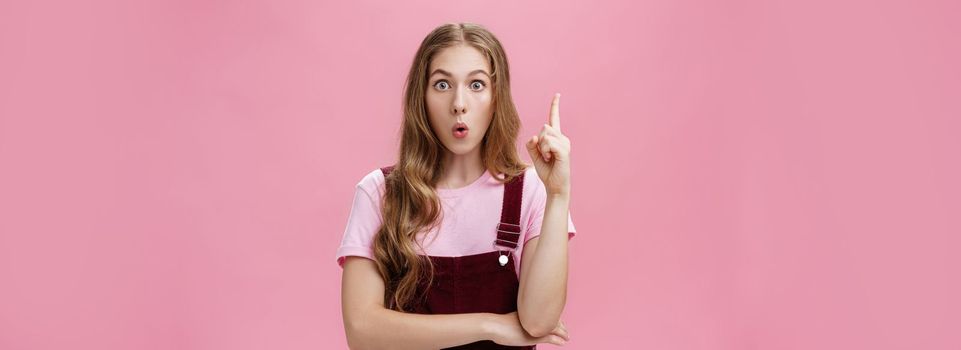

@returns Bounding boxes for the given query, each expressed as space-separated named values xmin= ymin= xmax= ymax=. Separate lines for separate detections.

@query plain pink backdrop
xmin=1 ymin=0 xmax=959 ymax=349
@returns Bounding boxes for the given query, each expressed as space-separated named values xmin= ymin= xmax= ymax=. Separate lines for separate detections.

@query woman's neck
xmin=438 ymin=148 xmax=485 ymax=189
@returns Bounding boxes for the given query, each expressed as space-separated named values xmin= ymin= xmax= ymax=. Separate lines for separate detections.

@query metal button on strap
xmin=498 ymin=254 xmax=509 ymax=266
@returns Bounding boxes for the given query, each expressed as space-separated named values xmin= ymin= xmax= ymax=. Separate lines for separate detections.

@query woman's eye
xmin=434 ymin=81 xmax=450 ymax=90
xmin=470 ymin=81 xmax=486 ymax=91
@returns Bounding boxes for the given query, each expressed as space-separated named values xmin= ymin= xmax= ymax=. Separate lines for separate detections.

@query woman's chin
xmin=444 ymin=143 xmax=480 ymax=156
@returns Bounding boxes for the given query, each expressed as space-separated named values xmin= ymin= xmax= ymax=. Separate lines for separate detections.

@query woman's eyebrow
xmin=429 ymin=69 xmax=490 ymax=78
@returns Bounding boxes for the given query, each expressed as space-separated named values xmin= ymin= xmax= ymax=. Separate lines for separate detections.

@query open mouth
xmin=452 ymin=122 xmax=469 ymax=139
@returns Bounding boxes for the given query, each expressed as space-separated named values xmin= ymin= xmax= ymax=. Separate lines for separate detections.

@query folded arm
xmin=341 ymin=256 xmax=494 ymax=350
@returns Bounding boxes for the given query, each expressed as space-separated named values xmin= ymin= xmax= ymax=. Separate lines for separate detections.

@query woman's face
xmin=425 ymin=44 xmax=494 ymax=157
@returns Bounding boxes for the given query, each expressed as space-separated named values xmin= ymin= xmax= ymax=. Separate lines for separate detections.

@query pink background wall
xmin=2 ymin=0 xmax=959 ymax=349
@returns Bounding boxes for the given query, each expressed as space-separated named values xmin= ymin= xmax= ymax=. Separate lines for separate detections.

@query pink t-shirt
xmin=335 ymin=166 xmax=576 ymax=275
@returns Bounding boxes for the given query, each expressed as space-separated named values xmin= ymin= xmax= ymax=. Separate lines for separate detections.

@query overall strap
xmin=380 ymin=165 xmax=395 ymax=177
xmin=495 ymin=171 xmax=525 ymax=250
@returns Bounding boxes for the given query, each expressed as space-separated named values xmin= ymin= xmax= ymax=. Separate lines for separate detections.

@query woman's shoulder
xmin=355 ymin=167 xmax=390 ymax=199
xmin=520 ymin=165 xmax=537 ymax=180
xmin=518 ymin=166 xmax=547 ymax=202
xmin=520 ymin=166 xmax=543 ymax=190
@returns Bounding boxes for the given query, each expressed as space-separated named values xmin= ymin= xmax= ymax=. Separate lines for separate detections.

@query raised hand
xmin=525 ymin=93 xmax=571 ymax=197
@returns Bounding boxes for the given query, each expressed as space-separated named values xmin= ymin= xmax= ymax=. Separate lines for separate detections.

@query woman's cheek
xmin=480 ymin=92 xmax=494 ymax=122
xmin=479 ymin=90 xmax=492 ymax=104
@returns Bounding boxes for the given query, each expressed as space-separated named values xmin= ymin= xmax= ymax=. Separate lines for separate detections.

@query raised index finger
xmin=549 ymin=93 xmax=561 ymax=131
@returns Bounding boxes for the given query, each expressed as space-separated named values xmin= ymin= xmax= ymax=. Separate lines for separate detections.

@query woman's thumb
xmin=526 ymin=135 xmax=540 ymax=160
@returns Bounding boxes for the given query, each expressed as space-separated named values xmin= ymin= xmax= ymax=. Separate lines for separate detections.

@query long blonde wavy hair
xmin=373 ymin=23 xmax=528 ymax=312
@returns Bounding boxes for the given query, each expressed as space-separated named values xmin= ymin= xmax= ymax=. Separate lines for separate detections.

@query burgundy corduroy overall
xmin=381 ymin=166 xmax=534 ymax=350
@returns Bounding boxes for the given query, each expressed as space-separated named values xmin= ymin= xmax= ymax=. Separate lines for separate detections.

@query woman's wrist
xmin=480 ymin=313 xmax=501 ymax=340
xmin=547 ymin=191 xmax=571 ymax=203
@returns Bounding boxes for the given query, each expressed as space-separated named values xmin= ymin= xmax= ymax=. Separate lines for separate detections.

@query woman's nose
xmin=451 ymin=89 xmax=467 ymax=115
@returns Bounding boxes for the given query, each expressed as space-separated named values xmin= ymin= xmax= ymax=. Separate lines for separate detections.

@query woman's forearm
xmin=517 ymin=193 xmax=570 ymax=336
xmin=347 ymin=307 xmax=494 ymax=350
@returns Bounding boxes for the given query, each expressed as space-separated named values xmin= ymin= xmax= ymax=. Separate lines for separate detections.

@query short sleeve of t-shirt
xmin=523 ymin=167 xmax=577 ymax=245
xmin=335 ymin=169 xmax=384 ymax=268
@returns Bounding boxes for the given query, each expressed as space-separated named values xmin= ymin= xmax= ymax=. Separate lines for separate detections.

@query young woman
xmin=337 ymin=22 xmax=576 ymax=349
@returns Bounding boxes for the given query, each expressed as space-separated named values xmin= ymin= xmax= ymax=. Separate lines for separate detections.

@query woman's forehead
xmin=429 ymin=45 xmax=491 ymax=77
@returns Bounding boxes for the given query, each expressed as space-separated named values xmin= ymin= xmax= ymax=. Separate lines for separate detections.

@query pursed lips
xmin=452 ymin=121 xmax=469 ymax=138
